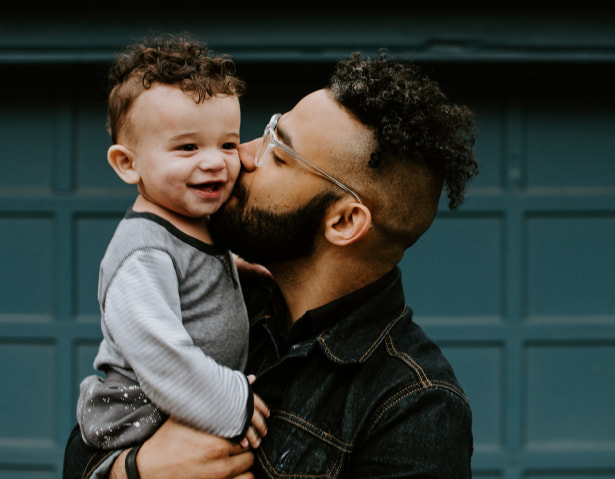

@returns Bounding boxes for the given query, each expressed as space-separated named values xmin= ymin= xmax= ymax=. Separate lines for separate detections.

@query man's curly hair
xmin=106 ymin=33 xmax=246 ymax=143
xmin=328 ymin=52 xmax=478 ymax=209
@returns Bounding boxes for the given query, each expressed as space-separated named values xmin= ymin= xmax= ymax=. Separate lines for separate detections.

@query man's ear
xmin=324 ymin=200 xmax=373 ymax=246
xmin=107 ymin=144 xmax=140 ymax=184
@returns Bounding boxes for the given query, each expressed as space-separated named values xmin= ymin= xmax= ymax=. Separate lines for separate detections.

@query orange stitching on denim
xmin=369 ymin=379 xmax=470 ymax=433
xmin=369 ymin=383 xmax=426 ymax=431
xmin=318 ymin=305 xmax=408 ymax=363
xmin=275 ymin=410 xmax=354 ymax=451
xmin=384 ymin=334 xmax=432 ymax=387
xmin=431 ymin=379 xmax=471 ymax=406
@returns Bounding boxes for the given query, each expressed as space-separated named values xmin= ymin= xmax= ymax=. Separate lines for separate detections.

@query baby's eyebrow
xmin=169 ymin=132 xmax=198 ymax=141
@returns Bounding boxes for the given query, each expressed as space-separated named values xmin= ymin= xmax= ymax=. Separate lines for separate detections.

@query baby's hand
xmin=233 ymin=254 xmax=273 ymax=281
xmin=241 ymin=374 xmax=270 ymax=449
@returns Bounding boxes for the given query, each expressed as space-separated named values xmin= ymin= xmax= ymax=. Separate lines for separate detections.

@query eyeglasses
xmin=255 ymin=113 xmax=362 ymax=204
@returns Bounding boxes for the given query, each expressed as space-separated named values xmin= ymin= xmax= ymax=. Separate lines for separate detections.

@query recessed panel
xmin=526 ymin=214 xmax=615 ymax=317
xmin=0 ymin=341 xmax=56 ymax=442
xmin=401 ymin=214 xmax=503 ymax=318
xmin=0 ymin=95 xmax=56 ymax=190
xmin=0 ymin=215 xmax=54 ymax=317
xmin=525 ymin=87 xmax=615 ymax=189
xmin=525 ymin=342 xmax=615 ymax=449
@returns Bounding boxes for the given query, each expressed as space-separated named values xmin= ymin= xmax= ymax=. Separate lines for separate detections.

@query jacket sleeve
xmin=352 ymin=386 xmax=473 ymax=478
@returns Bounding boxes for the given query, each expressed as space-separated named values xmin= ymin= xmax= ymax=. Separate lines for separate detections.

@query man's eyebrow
xmin=275 ymin=117 xmax=294 ymax=149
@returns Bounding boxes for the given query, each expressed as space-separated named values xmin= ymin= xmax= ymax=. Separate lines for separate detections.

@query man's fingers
xmin=225 ymin=449 xmax=255 ymax=478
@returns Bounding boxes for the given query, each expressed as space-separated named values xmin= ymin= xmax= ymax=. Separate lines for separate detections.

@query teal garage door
xmin=401 ymin=64 xmax=615 ymax=477
xmin=1 ymin=57 xmax=614 ymax=479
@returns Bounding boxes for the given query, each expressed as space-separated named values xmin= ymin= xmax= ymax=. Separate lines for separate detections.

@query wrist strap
xmin=125 ymin=444 xmax=142 ymax=479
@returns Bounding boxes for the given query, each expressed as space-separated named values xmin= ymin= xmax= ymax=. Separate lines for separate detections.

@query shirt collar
xmin=283 ymin=267 xmax=409 ymax=362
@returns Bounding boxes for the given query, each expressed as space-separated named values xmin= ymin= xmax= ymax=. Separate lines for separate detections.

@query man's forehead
xmin=278 ymin=90 xmax=347 ymax=142
xmin=281 ymin=89 xmax=373 ymax=153
xmin=288 ymin=89 xmax=335 ymax=118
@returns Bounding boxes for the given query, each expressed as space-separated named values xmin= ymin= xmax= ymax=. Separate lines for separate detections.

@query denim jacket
xmin=63 ymin=267 xmax=472 ymax=479
xmin=247 ymin=267 xmax=473 ymax=478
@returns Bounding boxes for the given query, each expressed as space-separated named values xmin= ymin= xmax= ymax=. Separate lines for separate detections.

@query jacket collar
xmin=253 ymin=267 xmax=410 ymax=365
xmin=313 ymin=266 xmax=410 ymax=364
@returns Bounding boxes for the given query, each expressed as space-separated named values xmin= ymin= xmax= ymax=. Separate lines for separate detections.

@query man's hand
xmin=110 ymin=418 xmax=254 ymax=479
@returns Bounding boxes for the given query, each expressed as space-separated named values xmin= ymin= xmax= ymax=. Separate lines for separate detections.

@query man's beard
xmin=210 ymin=182 xmax=338 ymax=265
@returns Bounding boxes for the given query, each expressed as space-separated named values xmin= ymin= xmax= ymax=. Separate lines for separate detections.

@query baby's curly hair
xmin=106 ymin=33 xmax=246 ymax=143
xmin=329 ymin=52 xmax=478 ymax=210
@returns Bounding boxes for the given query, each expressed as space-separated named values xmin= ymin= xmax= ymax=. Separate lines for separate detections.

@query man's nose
xmin=238 ymin=138 xmax=261 ymax=171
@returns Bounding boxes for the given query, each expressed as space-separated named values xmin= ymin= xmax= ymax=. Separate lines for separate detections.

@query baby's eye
xmin=178 ymin=144 xmax=198 ymax=151
xmin=222 ymin=142 xmax=238 ymax=150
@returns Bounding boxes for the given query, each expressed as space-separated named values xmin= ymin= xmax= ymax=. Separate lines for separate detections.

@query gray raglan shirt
xmin=90 ymin=210 xmax=250 ymax=438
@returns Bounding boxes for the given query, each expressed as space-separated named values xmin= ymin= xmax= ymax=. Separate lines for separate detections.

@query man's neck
xmin=269 ymin=253 xmax=390 ymax=330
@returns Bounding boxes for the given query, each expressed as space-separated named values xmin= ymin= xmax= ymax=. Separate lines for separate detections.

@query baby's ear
xmin=107 ymin=145 xmax=140 ymax=184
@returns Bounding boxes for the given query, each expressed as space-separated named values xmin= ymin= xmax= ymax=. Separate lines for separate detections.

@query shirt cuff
xmin=88 ymin=450 xmax=123 ymax=479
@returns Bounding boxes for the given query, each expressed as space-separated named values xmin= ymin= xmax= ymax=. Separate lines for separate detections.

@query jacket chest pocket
xmin=255 ymin=412 xmax=352 ymax=479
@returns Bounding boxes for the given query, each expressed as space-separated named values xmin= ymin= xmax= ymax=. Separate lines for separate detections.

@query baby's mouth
xmin=190 ymin=181 xmax=223 ymax=192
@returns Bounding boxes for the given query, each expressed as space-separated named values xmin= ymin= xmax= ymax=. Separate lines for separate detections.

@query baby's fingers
xmin=244 ymin=425 xmax=262 ymax=449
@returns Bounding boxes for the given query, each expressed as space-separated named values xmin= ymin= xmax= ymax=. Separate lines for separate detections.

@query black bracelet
xmin=125 ymin=444 xmax=142 ymax=479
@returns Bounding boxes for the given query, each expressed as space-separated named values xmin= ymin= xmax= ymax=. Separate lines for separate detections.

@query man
xmin=64 ymin=51 xmax=478 ymax=478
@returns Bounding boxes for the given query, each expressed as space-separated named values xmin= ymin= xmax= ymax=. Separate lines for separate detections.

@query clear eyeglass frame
xmin=255 ymin=113 xmax=362 ymax=204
